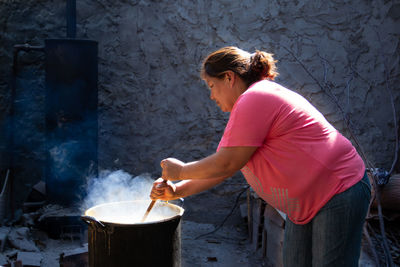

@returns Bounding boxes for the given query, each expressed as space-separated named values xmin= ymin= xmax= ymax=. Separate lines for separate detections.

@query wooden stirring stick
xmin=140 ymin=200 xmax=156 ymax=222
xmin=140 ymin=179 xmax=167 ymax=222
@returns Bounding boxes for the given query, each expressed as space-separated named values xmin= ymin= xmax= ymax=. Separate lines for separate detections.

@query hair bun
xmin=249 ymin=52 xmax=267 ymax=77
xmin=248 ymin=50 xmax=278 ymax=83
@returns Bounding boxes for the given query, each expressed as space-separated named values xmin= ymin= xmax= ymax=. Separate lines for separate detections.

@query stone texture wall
xmin=0 ymin=0 xmax=399 ymax=210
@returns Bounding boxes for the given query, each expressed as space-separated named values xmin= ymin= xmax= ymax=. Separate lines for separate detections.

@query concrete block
xmin=0 ymin=227 xmax=10 ymax=252
xmin=0 ymin=252 xmax=8 ymax=266
xmin=1 ymin=260 xmax=22 ymax=267
xmin=17 ymin=251 xmax=42 ymax=267
xmin=8 ymin=227 xmax=39 ymax=252
xmin=59 ymin=243 xmax=88 ymax=267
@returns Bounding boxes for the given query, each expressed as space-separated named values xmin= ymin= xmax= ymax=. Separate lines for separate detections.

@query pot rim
xmin=83 ymin=200 xmax=184 ymax=226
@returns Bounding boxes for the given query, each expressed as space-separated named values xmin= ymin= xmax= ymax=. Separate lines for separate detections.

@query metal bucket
xmin=81 ymin=200 xmax=184 ymax=267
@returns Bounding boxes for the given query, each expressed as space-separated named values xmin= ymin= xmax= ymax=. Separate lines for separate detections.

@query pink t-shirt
xmin=218 ymin=80 xmax=365 ymax=224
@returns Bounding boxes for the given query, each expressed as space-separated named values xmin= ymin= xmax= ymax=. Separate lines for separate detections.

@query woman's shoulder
xmin=232 ymin=81 xmax=286 ymax=114
xmin=246 ymin=80 xmax=309 ymax=105
xmin=241 ymin=80 xmax=287 ymax=103
xmin=246 ymin=80 xmax=287 ymax=95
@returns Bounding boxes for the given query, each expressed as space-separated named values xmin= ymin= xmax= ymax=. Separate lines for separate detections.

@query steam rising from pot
xmin=82 ymin=170 xmax=153 ymax=212
xmin=82 ymin=170 xmax=184 ymax=223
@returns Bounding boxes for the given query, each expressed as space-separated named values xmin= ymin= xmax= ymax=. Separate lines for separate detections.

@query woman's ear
xmin=225 ymin=71 xmax=235 ymax=86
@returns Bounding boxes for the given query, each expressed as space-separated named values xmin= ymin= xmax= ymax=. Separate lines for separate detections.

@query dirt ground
xmin=2 ymin=220 xmax=375 ymax=267
xmin=28 ymin=220 xmax=262 ymax=267
xmin=0 ymin=216 xmax=378 ymax=267
xmin=22 ymin=213 xmax=374 ymax=267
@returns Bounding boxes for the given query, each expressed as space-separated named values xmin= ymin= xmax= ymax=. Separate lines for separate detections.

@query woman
xmin=150 ymin=46 xmax=371 ymax=266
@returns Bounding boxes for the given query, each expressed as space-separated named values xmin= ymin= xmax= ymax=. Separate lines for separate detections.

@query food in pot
xmin=84 ymin=200 xmax=183 ymax=224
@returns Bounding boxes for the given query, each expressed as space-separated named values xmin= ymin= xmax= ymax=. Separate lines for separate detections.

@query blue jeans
xmin=283 ymin=172 xmax=371 ymax=267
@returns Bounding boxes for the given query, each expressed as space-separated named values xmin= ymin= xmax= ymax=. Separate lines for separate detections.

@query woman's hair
xmin=201 ymin=46 xmax=278 ymax=87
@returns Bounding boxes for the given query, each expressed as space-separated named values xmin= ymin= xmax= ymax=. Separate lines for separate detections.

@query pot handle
xmin=169 ymin=198 xmax=184 ymax=208
xmin=81 ymin=215 xmax=106 ymax=229
xmin=177 ymin=198 xmax=184 ymax=208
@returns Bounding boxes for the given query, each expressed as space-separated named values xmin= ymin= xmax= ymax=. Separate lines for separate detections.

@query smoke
xmin=82 ymin=170 xmax=154 ymax=212
xmin=49 ymin=141 xmax=83 ymax=180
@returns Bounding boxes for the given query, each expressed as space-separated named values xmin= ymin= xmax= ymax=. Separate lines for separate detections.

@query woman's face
xmin=204 ymin=74 xmax=236 ymax=112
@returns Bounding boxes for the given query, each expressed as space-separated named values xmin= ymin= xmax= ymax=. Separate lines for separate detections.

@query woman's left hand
xmin=161 ymin=158 xmax=185 ymax=181
xmin=150 ymin=178 xmax=177 ymax=200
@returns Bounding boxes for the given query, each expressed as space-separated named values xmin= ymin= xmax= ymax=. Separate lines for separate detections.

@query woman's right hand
xmin=150 ymin=178 xmax=177 ymax=201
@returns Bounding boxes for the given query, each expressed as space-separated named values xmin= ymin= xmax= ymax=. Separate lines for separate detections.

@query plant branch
xmin=282 ymin=45 xmax=372 ymax=168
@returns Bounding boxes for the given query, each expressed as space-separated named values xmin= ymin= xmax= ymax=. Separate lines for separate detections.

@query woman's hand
xmin=161 ymin=158 xmax=185 ymax=181
xmin=150 ymin=178 xmax=177 ymax=201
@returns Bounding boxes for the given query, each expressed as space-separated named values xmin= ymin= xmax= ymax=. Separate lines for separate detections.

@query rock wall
xmin=0 ymin=0 xmax=399 ymax=211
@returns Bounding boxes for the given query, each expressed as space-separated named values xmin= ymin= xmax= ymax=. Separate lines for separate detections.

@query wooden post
xmin=247 ymin=188 xmax=253 ymax=243
xmin=251 ymin=197 xmax=266 ymax=251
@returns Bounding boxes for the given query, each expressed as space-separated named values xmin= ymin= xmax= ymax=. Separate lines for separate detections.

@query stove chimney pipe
xmin=66 ymin=0 xmax=76 ymax=38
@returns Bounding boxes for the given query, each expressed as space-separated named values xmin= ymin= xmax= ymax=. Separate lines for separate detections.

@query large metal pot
xmin=81 ymin=200 xmax=184 ymax=267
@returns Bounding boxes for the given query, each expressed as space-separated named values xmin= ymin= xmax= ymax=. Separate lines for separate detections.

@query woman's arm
xmin=161 ymin=146 xmax=258 ymax=181
xmin=175 ymin=176 xmax=227 ymax=198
